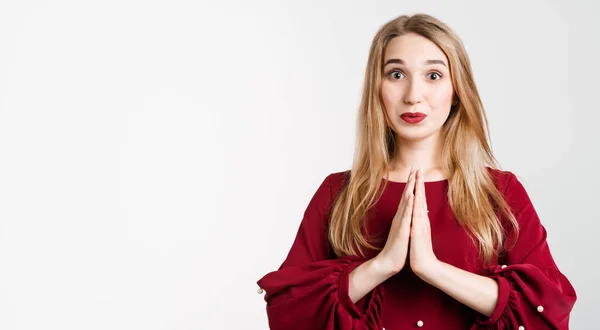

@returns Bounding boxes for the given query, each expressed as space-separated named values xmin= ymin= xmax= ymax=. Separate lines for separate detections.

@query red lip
xmin=400 ymin=112 xmax=427 ymax=124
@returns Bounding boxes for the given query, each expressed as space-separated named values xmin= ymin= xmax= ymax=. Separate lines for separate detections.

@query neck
xmin=390 ymin=132 xmax=444 ymax=174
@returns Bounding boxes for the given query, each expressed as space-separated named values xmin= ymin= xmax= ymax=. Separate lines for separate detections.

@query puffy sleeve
xmin=472 ymin=172 xmax=577 ymax=329
xmin=256 ymin=173 xmax=384 ymax=330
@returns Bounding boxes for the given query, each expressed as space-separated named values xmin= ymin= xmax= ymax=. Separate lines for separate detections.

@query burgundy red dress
xmin=257 ymin=169 xmax=577 ymax=329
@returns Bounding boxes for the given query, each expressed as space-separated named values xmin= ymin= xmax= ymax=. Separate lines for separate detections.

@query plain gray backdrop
xmin=0 ymin=0 xmax=598 ymax=329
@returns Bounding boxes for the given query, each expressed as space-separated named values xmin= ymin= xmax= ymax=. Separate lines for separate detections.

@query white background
xmin=0 ymin=0 xmax=598 ymax=329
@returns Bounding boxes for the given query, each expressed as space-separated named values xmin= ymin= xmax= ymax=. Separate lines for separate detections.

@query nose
xmin=403 ymin=79 xmax=424 ymax=105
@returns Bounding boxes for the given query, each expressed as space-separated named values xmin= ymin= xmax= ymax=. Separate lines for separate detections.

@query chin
xmin=394 ymin=127 xmax=440 ymax=142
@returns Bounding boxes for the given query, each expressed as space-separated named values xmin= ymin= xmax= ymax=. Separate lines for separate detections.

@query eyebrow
xmin=383 ymin=59 xmax=447 ymax=67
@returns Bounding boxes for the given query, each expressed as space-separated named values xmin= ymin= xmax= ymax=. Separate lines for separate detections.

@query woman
xmin=256 ymin=13 xmax=576 ymax=329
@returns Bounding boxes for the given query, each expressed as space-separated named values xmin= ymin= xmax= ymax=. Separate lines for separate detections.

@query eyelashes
xmin=387 ymin=69 xmax=443 ymax=81
xmin=428 ymin=72 xmax=442 ymax=80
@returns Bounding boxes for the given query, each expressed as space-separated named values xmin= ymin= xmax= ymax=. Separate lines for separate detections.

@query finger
xmin=413 ymin=169 xmax=422 ymax=222
xmin=406 ymin=166 xmax=414 ymax=181
xmin=401 ymin=174 xmax=415 ymax=219
xmin=399 ymin=194 xmax=414 ymax=237
xmin=405 ymin=166 xmax=415 ymax=191
xmin=418 ymin=168 xmax=424 ymax=197
xmin=397 ymin=168 xmax=415 ymax=215
xmin=421 ymin=168 xmax=427 ymax=210
xmin=406 ymin=167 xmax=417 ymax=198
xmin=418 ymin=170 xmax=431 ymax=233
xmin=416 ymin=169 xmax=427 ymax=229
xmin=401 ymin=167 xmax=416 ymax=202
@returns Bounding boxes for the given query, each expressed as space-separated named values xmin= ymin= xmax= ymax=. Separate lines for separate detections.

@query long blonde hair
xmin=328 ymin=14 xmax=518 ymax=264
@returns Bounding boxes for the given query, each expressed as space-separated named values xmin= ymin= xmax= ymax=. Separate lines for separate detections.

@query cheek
xmin=380 ymin=82 xmax=400 ymax=112
xmin=427 ymin=83 xmax=454 ymax=107
xmin=434 ymin=83 xmax=454 ymax=105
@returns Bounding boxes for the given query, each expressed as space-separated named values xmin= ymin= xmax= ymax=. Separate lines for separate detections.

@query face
xmin=380 ymin=32 xmax=454 ymax=142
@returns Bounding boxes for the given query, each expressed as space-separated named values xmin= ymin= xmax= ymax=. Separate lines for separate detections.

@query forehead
xmin=383 ymin=33 xmax=448 ymax=64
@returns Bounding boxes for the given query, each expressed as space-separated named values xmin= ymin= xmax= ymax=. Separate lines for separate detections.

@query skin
xmin=348 ymin=33 xmax=499 ymax=318
xmin=381 ymin=32 xmax=454 ymax=145
xmin=381 ymin=32 xmax=454 ymax=183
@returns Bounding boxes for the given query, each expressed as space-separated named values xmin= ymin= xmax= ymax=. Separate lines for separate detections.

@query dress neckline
xmin=381 ymin=177 xmax=449 ymax=185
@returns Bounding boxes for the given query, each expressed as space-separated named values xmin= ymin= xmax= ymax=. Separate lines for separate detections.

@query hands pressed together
xmin=350 ymin=167 xmax=500 ymax=316
xmin=376 ymin=167 xmax=440 ymax=279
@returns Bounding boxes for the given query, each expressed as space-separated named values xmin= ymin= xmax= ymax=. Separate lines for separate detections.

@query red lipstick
xmin=400 ymin=112 xmax=427 ymax=124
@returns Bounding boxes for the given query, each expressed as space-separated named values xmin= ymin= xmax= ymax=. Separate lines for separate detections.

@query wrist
xmin=372 ymin=255 xmax=402 ymax=278
xmin=415 ymin=259 xmax=443 ymax=283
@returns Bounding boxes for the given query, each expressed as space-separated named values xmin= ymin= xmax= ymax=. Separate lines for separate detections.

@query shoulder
xmin=306 ymin=170 xmax=350 ymax=209
xmin=486 ymin=167 xmax=521 ymax=196
xmin=308 ymin=170 xmax=350 ymax=206
xmin=327 ymin=170 xmax=351 ymax=188
xmin=486 ymin=167 xmax=535 ymax=215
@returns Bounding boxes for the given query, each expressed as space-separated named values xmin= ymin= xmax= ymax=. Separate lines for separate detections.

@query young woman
xmin=257 ymin=14 xmax=577 ymax=330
